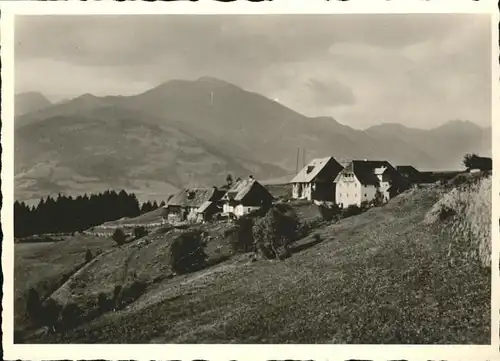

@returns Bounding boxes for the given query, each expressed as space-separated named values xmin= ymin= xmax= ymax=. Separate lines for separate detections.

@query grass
xmin=22 ymin=184 xmax=490 ymax=344
xmin=424 ymin=175 xmax=491 ymax=267
xmin=14 ymin=234 xmax=115 ymax=333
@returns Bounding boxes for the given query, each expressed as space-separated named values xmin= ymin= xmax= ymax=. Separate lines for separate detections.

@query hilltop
xmin=15 ymin=77 xmax=490 ymax=203
xmin=15 ymin=92 xmax=52 ymax=116
xmin=15 ymin=177 xmax=490 ymax=344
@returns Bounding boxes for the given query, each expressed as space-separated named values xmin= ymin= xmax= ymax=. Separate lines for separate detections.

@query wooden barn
xmin=163 ymin=187 xmax=225 ymax=223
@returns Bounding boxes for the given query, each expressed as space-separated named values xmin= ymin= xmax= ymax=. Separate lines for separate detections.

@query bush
xmin=252 ymin=205 xmax=300 ymax=260
xmin=133 ymin=226 xmax=149 ymax=239
xmin=318 ymin=203 xmax=340 ymax=221
xmin=313 ymin=233 xmax=322 ymax=242
xmin=169 ymin=229 xmax=208 ymax=274
xmin=59 ymin=302 xmax=83 ymax=330
xmin=341 ymin=205 xmax=362 ymax=218
xmin=85 ymin=249 xmax=93 ymax=263
xmin=117 ymin=280 xmax=148 ymax=308
xmin=228 ymin=216 xmax=254 ymax=253
xmin=112 ymin=228 xmax=127 ymax=245
xmin=26 ymin=288 xmax=43 ymax=325
xmin=41 ymin=298 xmax=61 ymax=331
xmin=97 ymin=292 xmax=112 ymax=312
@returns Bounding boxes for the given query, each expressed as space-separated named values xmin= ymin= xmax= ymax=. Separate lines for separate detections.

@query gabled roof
xmin=396 ymin=165 xmax=420 ymax=174
xmin=166 ymin=187 xmax=221 ymax=208
xmin=223 ymin=177 xmax=272 ymax=202
xmin=335 ymin=160 xmax=396 ymax=186
xmin=290 ymin=157 xmax=339 ymax=183
xmin=196 ymin=201 xmax=214 ymax=214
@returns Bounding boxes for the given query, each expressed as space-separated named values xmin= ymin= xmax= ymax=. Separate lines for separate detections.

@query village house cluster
xmin=162 ymin=157 xmax=418 ymax=224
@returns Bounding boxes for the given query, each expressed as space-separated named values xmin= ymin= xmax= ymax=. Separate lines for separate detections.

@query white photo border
xmin=1 ymin=0 xmax=499 ymax=360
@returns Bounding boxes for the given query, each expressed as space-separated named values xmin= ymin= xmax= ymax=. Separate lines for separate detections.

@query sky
xmin=15 ymin=14 xmax=492 ymax=129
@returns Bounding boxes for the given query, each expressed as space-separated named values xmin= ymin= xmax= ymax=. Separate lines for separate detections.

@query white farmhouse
xmin=222 ymin=176 xmax=274 ymax=218
xmin=290 ymin=157 xmax=343 ymax=202
xmin=334 ymin=160 xmax=409 ymax=208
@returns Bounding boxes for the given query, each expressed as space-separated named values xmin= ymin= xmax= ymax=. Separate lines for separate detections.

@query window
xmin=364 ymin=193 xmax=367 ymax=197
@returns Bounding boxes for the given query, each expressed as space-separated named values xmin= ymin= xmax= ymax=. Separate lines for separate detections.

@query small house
xmin=290 ymin=157 xmax=343 ymax=202
xmin=222 ymin=176 xmax=274 ymax=218
xmin=334 ymin=160 xmax=409 ymax=209
xmin=163 ymin=187 xmax=224 ymax=223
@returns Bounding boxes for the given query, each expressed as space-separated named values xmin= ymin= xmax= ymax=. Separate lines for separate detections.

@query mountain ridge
xmin=15 ymin=77 xmax=491 ymax=202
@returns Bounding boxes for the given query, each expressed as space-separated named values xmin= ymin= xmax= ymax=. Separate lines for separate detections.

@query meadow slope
xmin=19 ymin=182 xmax=490 ymax=344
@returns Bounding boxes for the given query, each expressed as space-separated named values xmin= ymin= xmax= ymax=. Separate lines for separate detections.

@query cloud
xmin=14 ymin=14 xmax=491 ymax=129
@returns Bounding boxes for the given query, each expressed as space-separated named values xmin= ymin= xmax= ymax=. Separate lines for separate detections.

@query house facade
xmin=222 ymin=176 xmax=274 ymax=218
xmin=290 ymin=157 xmax=343 ymax=202
xmin=335 ymin=160 xmax=409 ymax=208
xmin=163 ymin=187 xmax=224 ymax=223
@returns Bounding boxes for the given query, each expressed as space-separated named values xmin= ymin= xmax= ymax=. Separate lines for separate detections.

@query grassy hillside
xmin=15 ymin=115 xmax=285 ymax=203
xmin=18 ymin=182 xmax=490 ymax=344
xmin=14 ymin=235 xmax=116 ymax=333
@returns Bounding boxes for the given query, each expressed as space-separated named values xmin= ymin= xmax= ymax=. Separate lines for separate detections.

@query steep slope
xmin=15 ymin=92 xmax=52 ymax=116
xmin=23 ymin=185 xmax=490 ymax=344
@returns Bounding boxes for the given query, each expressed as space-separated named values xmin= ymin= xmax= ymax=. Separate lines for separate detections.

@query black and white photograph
xmin=2 ymin=0 xmax=497 ymax=355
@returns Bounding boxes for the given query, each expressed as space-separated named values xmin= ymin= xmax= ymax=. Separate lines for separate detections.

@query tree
xmin=168 ymin=230 xmax=207 ymax=274
xmin=463 ymin=153 xmax=492 ymax=171
xmin=26 ymin=288 xmax=43 ymax=325
xmin=85 ymin=249 xmax=93 ymax=263
xmin=112 ymin=228 xmax=127 ymax=246
xmin=372 ymin=190 xmax=385 ymax=207
xmin=227 ymin=216 xmax=254 ymax=253
xmin=226 ymin=174 xmax=234 ymax=187
xmin=252 ymin=205 xmax=300 ymax=259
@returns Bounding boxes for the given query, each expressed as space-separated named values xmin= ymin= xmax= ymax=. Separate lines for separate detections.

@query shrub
xmin=85 ymin=249 xmax=93 ymax=263
xmin=97 ymin=292 xmax=111 ymax=312
xmin=169 ymin=229 xmax=208 ymax=274
xmin=26 ymin=288 xmax=43 ymax=325
xmin=133 ymin=226 xmax=149 ymax=239
xmin=41 ymin=298 xmax=61 ymax=331
xmin=313 ymin=233 xmax=322 ymax=242
xmin=118 ymin=280 xmax=148 ymax=307
xmin=341 ymin=205 xmax=362 ymax=218
xmin=228 ymin=216 xmax=255 ymax=253
xmin=318 ymin=203 xmax=340 ymax=221
xmin=252 ymin=205 xmax=300 ymax=260
xmin=59 ymin=302 xmax=83 ymax=329
xmin=112 ymin=228 xmax=127 ymax=245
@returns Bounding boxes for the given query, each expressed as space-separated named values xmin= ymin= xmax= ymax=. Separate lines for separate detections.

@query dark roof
xmin=290 ymin=157 xmax=339 ymax=183
xmin=335 ymin=160 xmax=396 ymax=186
xmin=166 ymin=187 xmax=222 ymax=208
xmin=396 ymin=165 xmax=420 ymax=174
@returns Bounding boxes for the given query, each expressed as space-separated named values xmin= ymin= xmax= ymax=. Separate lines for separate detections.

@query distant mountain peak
xmin=15 ymin=91 xmax=52 ymax=116
xmin=196 ymin=76 xmax=229 ymax=84
xmin=435 ymin=119 xmax=482 ymax=131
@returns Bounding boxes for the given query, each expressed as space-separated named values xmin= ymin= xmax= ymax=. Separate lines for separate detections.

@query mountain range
xmin=15 ymin=77 xmax=491 ymax=203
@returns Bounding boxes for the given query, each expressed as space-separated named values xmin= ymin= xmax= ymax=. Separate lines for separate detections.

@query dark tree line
xmin=139 ymin=200 xmax=164 ymax=214
xmin=14 ymin=190 xmax=143 ymax=238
